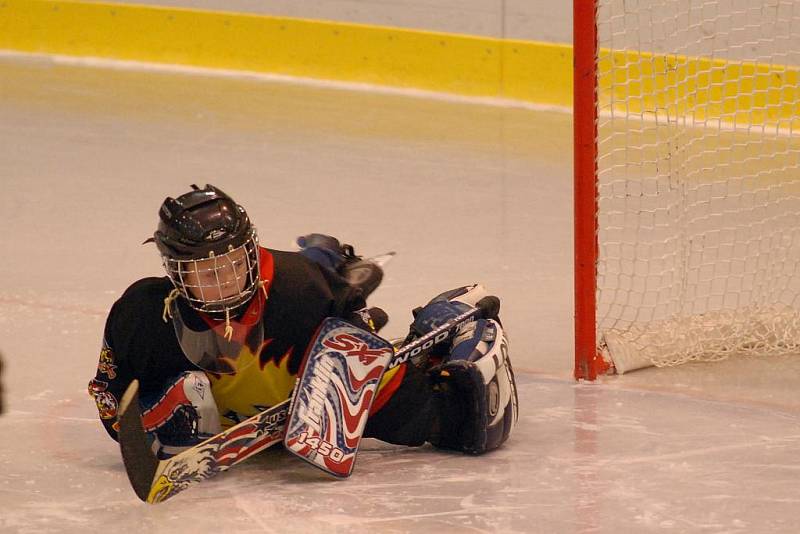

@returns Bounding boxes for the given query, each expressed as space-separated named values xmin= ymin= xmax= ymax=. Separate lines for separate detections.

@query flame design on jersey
xmin=208 ymin=340 xmax=295 ymax=427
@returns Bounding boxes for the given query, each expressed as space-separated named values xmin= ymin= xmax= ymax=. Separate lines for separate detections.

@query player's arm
xmin=88 ymin=303 xmax=134 ymax=442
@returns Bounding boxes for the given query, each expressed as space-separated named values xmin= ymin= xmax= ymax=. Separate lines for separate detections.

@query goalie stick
xmin=118 ymin=382 xmax=289 ymax=503
xmin=117 ymin=295 xmax=499 ymax=503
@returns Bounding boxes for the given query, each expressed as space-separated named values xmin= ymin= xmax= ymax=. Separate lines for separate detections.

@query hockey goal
xmin=574 ymin=0 xmax=800 ymax=379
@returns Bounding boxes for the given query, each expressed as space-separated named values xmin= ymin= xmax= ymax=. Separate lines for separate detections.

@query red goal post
xmin=573 ymin=0 xmax=800 ymax=381
xmin=574 ymin=1 xmax=605 ymax=380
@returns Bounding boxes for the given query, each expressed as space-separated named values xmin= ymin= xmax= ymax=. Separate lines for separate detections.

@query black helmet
xmin=154 ymin=184 xmax=252 ymax=260
xmin=151 ymin=184 xmax=261 ymax=315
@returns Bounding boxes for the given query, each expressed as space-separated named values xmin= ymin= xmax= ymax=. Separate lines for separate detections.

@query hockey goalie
xmin=88 ymin=184 xmax=518 ymax=472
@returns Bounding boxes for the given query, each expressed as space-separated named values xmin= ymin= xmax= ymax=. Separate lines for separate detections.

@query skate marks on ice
xmin=164 ymin=375 xmax=800 ymax=533
xmin=3 ymin=375 xmax=800 ymax=531
xmin=222 ymin=437 xmax=536 ymax=533
xmin=544 ymin=381 xmax=800 ymax=533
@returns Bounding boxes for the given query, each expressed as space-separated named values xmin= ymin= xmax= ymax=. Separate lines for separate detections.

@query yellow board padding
xmin=1 ymin=0 xmax=798 ymax=129
xmin=599 ymin=49 xmax=800 ymax=130
xmin=0 ymin=0 xmax=573 ymax=107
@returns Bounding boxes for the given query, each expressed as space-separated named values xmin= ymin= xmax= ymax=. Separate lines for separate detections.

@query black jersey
xmin=88 ymin=247 xmax=367 ymax=440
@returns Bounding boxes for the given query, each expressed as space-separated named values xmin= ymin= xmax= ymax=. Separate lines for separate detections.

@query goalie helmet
xmin=150 ymin=184 xmax=261 ymax=315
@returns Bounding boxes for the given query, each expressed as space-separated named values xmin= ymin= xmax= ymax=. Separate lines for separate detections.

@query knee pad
xmin=430 ymin=319 xmax=518 ymax=454
xmin=140 ymin=371 xmax=221 ymax=455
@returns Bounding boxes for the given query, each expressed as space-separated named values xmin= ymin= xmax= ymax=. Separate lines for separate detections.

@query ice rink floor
xmin=2 ymin=54 xmax=800 ymax=533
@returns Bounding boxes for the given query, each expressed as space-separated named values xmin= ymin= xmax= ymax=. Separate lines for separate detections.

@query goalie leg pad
xmin=140 ymin=371 xmax=221 ymax=456
xmin=430 ymin=319 xmax=518 ymax=454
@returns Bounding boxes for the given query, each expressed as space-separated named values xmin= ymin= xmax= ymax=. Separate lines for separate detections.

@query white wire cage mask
xmin=162 ymin=234 xmax=261 ymax=315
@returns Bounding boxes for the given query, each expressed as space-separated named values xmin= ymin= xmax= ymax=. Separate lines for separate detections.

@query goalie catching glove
xmin=410 ymin=285 xmax=519 ymax=454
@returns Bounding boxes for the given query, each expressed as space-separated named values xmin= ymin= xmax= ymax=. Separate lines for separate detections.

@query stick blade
xmin=117 ymin=380 xmax=159 ymax=502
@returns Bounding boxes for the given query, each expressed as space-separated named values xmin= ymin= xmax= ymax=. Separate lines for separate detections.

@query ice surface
xmin=1 ymin=54 xmax=800 ymax=533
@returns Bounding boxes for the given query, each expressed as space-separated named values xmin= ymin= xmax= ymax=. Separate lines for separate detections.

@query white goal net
xmin=591 ymin=0 xmax=800 ymax=373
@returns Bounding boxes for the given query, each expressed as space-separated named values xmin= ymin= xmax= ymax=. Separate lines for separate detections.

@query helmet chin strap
xmin=162 ymin=288 xmax=181 ymax=323
xmin=220 ymin=280 xmax=269 ymax=341
xmin=163 ymin=280 xmax=269 ymax=342
xmin=223 ymin=309 xmax=233 ymax=342
xmin=163 ymin=292 xmax=234 ymax=341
